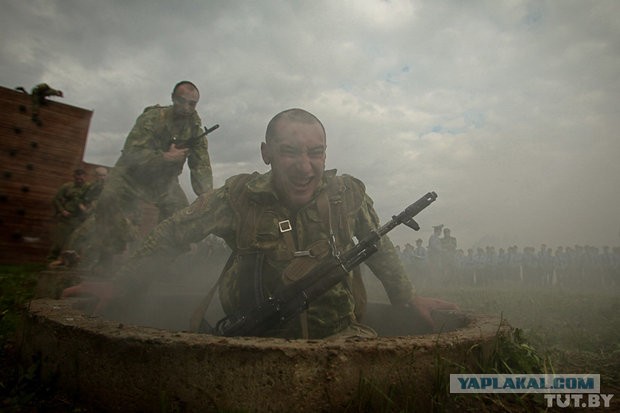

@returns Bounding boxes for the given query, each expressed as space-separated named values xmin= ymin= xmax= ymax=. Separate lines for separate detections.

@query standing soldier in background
xmin=427 ymin=224 xmax=443 ymax=283
xmin=539 ymin=246 xmax=555 ymax=286
xmin=401 ymin=243 xmax=415 ymax=268
xmin=553 ymin=246 xmax=568 ymax=287
xmin=496 ymin=248 xmax=507 ymax=282
xmin=463 ymin=248 xmax=477 ymax=285
xmin=93 ymin=81 xmax=214 ymax=270
xmin=484 ymin=246 xmax=497 ymax=284
xmin=474 ymin=247 xmax=487 ymax=285
xmin=410 ymin=239 xmax=428 ymax=285
xmin=506 ymin=245 xmax=522 ymax=283
xmin=612 ymin=247 xmax=620 ymax=287
xmin=521 ymin=247 xmax=538 ymax=285
xmin=572 ymin=245 xmax=586 ymax=288
xmin=584 ymin=246 xmax=601 ymax=288
xmin=440 ymin=227 xmax=457 ymax=283
xmin=600 ymin=246 xmax=614 ymax=287
xmin=48 ymin=169 xmax=88 ymax=265
xmin=537 ymin=244 xmax=549 ymax=285
xmin=61 ymin=167 xmax=110 ymax=266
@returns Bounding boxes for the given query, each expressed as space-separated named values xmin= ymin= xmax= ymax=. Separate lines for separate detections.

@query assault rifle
xmin=171 ymin=124 xmax=219 ymax=149
xmin=214 ymin=191 xmax=438 ymax=337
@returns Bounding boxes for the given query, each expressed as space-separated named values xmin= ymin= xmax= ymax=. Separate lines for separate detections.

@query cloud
xmin=2 ymin=0 xmax=619 ymax=249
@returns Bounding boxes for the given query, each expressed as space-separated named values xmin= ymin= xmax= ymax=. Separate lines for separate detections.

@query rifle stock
xmin=215 ymin=191 xmax=438 ymax=337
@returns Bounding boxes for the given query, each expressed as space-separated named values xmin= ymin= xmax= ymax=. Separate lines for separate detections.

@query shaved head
xmin=265 ymin=108 xmax=325 ymax=144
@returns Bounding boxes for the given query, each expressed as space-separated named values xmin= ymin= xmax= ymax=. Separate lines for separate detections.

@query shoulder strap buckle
xmin=278 ymin=220 xmax=292 ymax=233
xmin=293 ymin=250 xmax=314 ymax=258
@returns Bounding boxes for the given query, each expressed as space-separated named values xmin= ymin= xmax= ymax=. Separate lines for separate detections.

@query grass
xmin=423 ymin=282 xmax=620 ymax=355
xmin=0 ymin=264 xmax=41 ymax=337
xmin=360 ymin=274 xmax=620 ymax=411
xmin=1 ymin=264 xmax=44 ymax=411
xmin=431 ymin=281 xmax=620 ymax=412
xmin=345 ymin=324 xmax=555 ymax=412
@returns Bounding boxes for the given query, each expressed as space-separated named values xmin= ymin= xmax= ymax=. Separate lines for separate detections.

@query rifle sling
xmin=189 ymin=252 xmax=235 ymax=332
xmin=277 ymin=189 xmax=333 ymax=339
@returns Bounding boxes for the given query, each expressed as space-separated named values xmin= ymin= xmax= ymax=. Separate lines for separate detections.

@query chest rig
xmin=227 ymin=172 xmax=367 ymax=327
xmin=190 ymin=172 xmax=369 ymax=334
xmin=148 ymin=105 xmax=199 ymax=151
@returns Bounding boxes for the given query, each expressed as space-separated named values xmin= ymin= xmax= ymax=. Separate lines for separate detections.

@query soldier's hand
xmin=163 ymin=143 xmax=190 ymax=162
xmin=408 ymin=295 xmax=459 ymax=331
xmin=61 ymin=281 xmax=118 ymax=315
xmin=61 ymin=209 xmax=72 ymax=218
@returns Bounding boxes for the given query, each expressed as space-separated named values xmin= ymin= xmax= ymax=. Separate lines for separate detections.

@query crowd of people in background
xmin=396 ymin=225 xmax=620 ymax=290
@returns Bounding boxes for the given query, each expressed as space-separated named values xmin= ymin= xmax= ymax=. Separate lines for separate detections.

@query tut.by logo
xmin=544 ymin=394 xmax=614 ymax=409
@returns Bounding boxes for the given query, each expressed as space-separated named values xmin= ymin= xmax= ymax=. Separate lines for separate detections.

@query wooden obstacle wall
xmin=0 ymin=85 xmax=94 ymax=264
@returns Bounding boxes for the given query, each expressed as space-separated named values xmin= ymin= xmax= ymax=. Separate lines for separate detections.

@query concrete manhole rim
xmin=22 ymin=297 xmax=511 ymax=412
xmin=27 ymin=298 xmax=506 ymax=351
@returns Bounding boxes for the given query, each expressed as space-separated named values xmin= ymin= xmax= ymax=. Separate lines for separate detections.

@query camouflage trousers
xmin=64 ymin=215 xmax=98 ymax=265
xmin=48 ymin=216 xmax=84 ymax=260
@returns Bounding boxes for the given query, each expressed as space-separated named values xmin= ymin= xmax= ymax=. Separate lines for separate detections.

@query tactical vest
xmin=118 ymin=105 xmax=201 ymax=186
xmin=220 ymin=171 xmax=368 ymax=323
xmin=142 ymin=105 xmax=200 ymax=152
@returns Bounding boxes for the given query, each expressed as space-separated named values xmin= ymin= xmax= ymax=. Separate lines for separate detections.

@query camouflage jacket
xmin=52 ymin=181 xmax=88 ymax=219
xmin=82 ymin=179 xmax=104 ymax=205
xmin=119 ymin=170 xmax=414 ymax=338
xmin=114 ymin=105 xmax=213 ymax=195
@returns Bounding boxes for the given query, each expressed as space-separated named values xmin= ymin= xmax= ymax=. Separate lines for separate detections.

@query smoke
xmin=102 ymin=235 xmax=230 ymax=331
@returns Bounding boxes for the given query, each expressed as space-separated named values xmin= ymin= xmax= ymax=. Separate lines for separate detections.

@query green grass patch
xmin=0 ymin=264 xmax=44 ymax=338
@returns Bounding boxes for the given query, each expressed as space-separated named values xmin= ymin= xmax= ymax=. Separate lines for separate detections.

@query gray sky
xmin=2 ymin=0 xmax=619 ymax=250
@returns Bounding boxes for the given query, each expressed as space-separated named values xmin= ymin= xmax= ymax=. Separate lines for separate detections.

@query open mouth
xmin=290 ymin=176 xmax=313 ymax=190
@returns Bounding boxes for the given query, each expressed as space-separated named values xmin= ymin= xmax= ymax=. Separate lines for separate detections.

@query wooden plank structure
xmin=0 ymin=85 xmax=96 ymax=264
